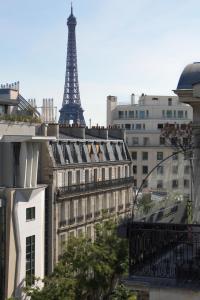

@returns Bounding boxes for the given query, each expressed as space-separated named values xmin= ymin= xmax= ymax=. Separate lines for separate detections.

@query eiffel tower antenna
xmin=59 ymin=4 xmax=85 ymax=126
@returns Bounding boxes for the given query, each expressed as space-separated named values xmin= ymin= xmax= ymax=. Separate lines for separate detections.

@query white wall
xmin=14 ymin=187 xmax=45 ymax=298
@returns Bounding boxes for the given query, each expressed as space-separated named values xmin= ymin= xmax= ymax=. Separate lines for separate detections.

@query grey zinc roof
xmin=177 ymin=62 xmax=200 ymax=89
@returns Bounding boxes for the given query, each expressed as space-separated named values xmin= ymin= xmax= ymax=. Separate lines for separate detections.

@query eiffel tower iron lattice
xmin=59 ymin=5 xmax=85 ymax=126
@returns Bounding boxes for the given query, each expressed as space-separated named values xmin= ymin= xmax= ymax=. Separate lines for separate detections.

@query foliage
xmin=110 ymin=284 xmax=137 ymax=300
xmin=26 ymin=219 xmax=129 ymax=300
xmin=138 ymin=193 xmax=153 ymax=215
xmin=0 ymin=113 xmax=41 ymax=123
xmin=161 ymin=122 xmax=192 ymax=152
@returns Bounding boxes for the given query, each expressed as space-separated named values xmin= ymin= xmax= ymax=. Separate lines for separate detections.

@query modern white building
xmin=107 ymin=94 xmax=193 ymax=196
xmin=0 ymin=84 xmax=56 ymax=299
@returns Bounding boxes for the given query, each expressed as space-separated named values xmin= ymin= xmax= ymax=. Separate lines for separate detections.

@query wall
xmin=150 ymin=288 xmax=200 ymax=300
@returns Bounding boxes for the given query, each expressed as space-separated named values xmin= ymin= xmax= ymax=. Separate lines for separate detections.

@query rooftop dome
xmin=177 ymin=62 xmax=200 ymax=89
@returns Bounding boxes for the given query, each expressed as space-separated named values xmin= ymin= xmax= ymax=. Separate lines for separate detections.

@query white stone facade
xmin=107 ymin=94 xmax=193 ymax=195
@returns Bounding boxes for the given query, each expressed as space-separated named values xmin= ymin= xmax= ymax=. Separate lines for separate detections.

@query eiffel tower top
xmin=59 ymin=4 xmax=86 ymax=126
xmin=67 ymin=3 xmax=77 ymax=25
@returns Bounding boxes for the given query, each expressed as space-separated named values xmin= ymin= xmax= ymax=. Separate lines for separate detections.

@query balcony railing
xmin=94 ymin=211 xmax=101 ymax=218
xmin=125 ymin=203 xmax=131 ymax=209
xmin=109 ymin=207 xmax=115 ymax=213
xmin=128 ymin=222 xmax=200 ymax=285
xmin=76 ymin=215 xmax=84 ymax=223
xmin=118 ymin=204 xmax=124 ymax=211
xmin=86 ymin=213 xmax=93 ymax=220
xmin=68 ymin=217 xmax=75 ymax=225
xmin=59 ymin=220 xmax=67 ymax=227
xmin=57 ymin=176 xmax=134 ymax=197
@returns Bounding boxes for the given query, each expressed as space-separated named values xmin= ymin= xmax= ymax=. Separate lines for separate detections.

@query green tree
xmin=27 ymin=219 xmax=129 ymax=300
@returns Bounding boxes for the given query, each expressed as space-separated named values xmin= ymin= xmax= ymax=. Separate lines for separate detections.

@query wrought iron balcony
xmin=59 ymin=220 xmax=67 ymax=227
xmin=109 ymin=207 xmax=115 ymax=213
xmin=118 ymin=204 xmax=124 ymax=211
xmin=68 ymin=217 xmax=75 ymax=225
xmin=76 ymin=215 xmax=84 ymax=223
xmin=86 ymin=213 xmax=92 ymax=220
xmin=128 ymin=222 xmax=200 ymax=286
xmin=94 ymin=211 xmax=101 ymax=218
xmin=125 ymin=202 xmax=131 ymax=209
xmin=56 ymin=176 xmax=134 ymax=197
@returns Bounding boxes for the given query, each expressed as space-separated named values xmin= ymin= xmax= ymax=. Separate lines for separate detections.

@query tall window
xmin=132 ymin=152 xmax=137 ymax=160
xmin=166 ymin=110 xmax=172 ymax=118
xmin=160 ymin=137 xmax=165 ymax=145
xmin=178 ymin=110 xmax=183 ymax=118
xmin=172 ymin=180 xmax=178 ymax=189
xmin=157 ymin=180 xmax=163 ymax=189
xmin=132 ymin=137 xmax=139 ymax=145
xmin=142 ymin=166 xmax=148 ymax=174
xmin=26 ymin=235 xmax=35 ymax=286
xmin=26 ymin=207 xmax=35 ymax=221
xmin=168 ymin=98 xmax=172 ymax=106
xmin=157 ymin=152 xmax=163 ymax=161
xmin=142 ymin=152 xmax=148 ymax=160
xmin=143 ymin=137 xmax=149 ymax=145
xmin=172 ymin=165 xmax=178 ymax=174
xmin=133 ymin=165 xmax=137 ymax=174
xmin=157 ymin=166 xmax=164 ymax=175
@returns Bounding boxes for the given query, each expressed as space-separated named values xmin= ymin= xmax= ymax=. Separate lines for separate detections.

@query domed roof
xmin=177 ymin=62 xmax=200 ymax=89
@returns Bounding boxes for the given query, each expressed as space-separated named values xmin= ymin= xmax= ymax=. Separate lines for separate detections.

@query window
xmin=26 ymin=235 xmax=35 ymax=286
xmin=157 ymin=166 xmax=164 ymax=175
xmin=184 ymin=165 xmax=190 ymax=174
xmin=166 ymin=110 xmax=172 ymax=118
xmin=172 ymin=180 xmax=178 ymax=189
xmin=158 ymin=124 xmax=163 ymax=129
xmin=142 ymin=152 xmax=148 ymax=160
xmin=157 ymin=180 xmax=163 ymax=189
xmin=125 ymin=124 xmax=131 ymax=130
xmin=133 ymin=165 xmax=137 ymax=174
xmin=152 ymin=97 xmax=158 ymax=101
xmin=133 ymin=179 xmax=137 ymax=187
xmin=129 ymin=111 xmax=134 ymax=118
xmin=136 ymin=124 xmax=142 ymax=130
xmin=132 ymin=137 xmax=139 ymax=145
xmin=168 ymin=98 xmax=172 ymax=106
xmin=26 ymin=207 xmax=35 ymax=221
xmin=178 ymin=110 xmax=183 ymax=118
xmin=146 ymin=110 xmax=149 ymax=117
xmin=142 ymin=166 xmax=148 ymax=174
xmin=135 ymin=110 xmax=138 ymax=118
xmin=184 ymin=179 xmax=190 ymax=188
xmin=139 ymin=111 xmax=145 ymax=119
xmin=132 ymin=152 xmax=137 ymax=160
xmin=185 ymin=111 xmax=188 ymax=118
xmin=174 ymin=110 xmax=176 ymax=118
xmin=142 ymin=180 xmax=148 ymax=188
xmin=119 ymin=111 xmax=124 ymax=119
xmin=172 ymin=165 xmax=178 ymax=174
xmin=143 ymin=137 xmax=149 ymax=145
xmin=172 ymin=152 xmax=178 ymax=160
xmin=160 ymin=137 xmax=165 ymax=145
xmin=157 ymin=152 xmax=163 ymax=160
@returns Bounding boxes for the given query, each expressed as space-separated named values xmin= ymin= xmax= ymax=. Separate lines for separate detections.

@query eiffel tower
xmin=59 ymin=4 xmax=85 ymax=126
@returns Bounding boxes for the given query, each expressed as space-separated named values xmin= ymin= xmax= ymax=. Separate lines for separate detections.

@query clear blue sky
xmin=1 ymin=0 xmax=200 ymax=125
